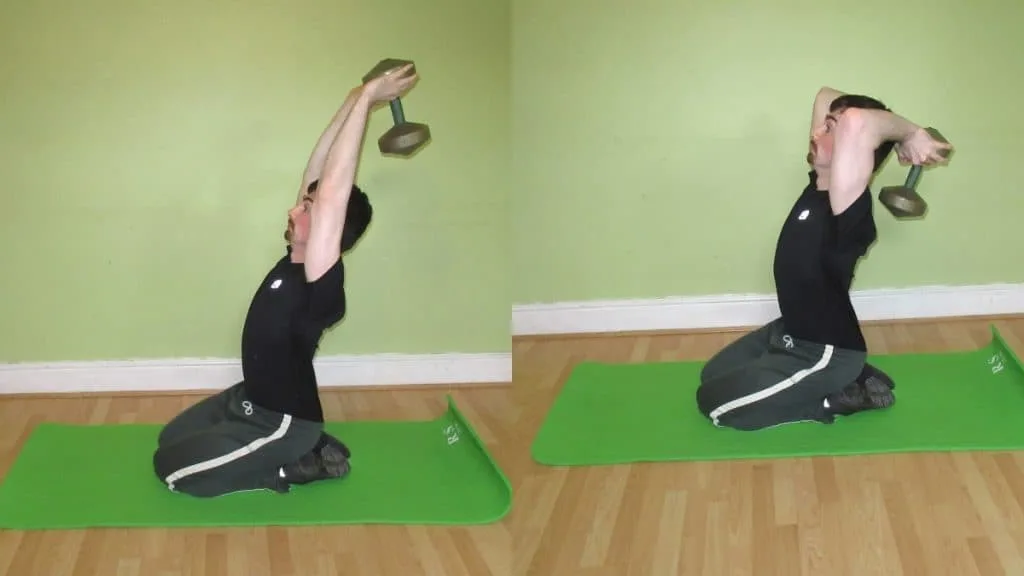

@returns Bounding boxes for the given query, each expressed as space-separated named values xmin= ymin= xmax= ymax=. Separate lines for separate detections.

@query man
xmin=695 ymin=86 xmax=954 ymax=431
xmin=151 ymin=63 xmax=419 ymax=497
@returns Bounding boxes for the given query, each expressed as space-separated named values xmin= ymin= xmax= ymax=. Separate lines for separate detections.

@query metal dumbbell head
xmin=879 ymin=184 xmax=927 ymax=218
xmin=379 ymin=121 xmax=431 ymax=157
xmin=363 ymin=58 xmax=416 ymax=83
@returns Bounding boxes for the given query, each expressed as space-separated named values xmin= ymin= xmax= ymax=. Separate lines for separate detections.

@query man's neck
xmin=815 ymin=168 xmax=830 ymax=191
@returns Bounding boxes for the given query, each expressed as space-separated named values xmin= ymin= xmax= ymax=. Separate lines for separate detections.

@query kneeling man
xmin=696 ymin=86 xmax=953 ymax=431
xmin=151 ymin=64 xmax=418 ymax=496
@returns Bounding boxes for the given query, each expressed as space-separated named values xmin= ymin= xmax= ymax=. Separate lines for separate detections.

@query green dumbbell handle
xmin=905 ymin=165 xmax=923 ymax=189
xmin=389 ymin=99 xmax=406 ymax=125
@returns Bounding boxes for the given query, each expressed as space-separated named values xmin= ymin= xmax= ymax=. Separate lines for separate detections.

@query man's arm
xmin=810 ymin=86 xmax=845 ymax=140
xmin=828 ymin=108 xmax=920 ymax=215
xmin=303 ymin=86 xmax=373 ymax=283
xmin=297 ymin=87 xmax=365 ymax=203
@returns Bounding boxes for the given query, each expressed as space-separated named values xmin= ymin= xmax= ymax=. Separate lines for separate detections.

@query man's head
xmin=285 ymin=180 xmax=373 ymax=256
xmin=808 ymin=94 xmax=896 ymax=174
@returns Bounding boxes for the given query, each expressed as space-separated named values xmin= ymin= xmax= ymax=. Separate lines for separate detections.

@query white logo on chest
xmin=798 ymin=209 xmax=810 ymax=221
xmin=270 ymin=279 xmax=283 ymax=290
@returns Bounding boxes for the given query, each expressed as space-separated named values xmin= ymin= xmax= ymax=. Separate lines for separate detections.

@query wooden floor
xmin=0 ymin=388 xmax=514 ymax=576
xmin=510 ymin=316 xmax=1024 ymax=576
xmin=2 ymin=316 xmax=1024 ymax=575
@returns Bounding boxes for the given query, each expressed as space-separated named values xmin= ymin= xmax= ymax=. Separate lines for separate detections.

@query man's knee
xmin=698 ymin=358 xmax=716 ymax=385
xmin=694 ymin=382 xmax=714 ymax=419
xmin=151 ymin=443 xmax=235 ymax=498
xmin=151 ymin=444 xmax=176 ymax=487
xmin=715 ymin=413 xmax=769 ymax=432
xmin=694 ymin=371 xmax=779 ymax=431
xmin=700 ymin=345 xmax=735 ymax=385
xmin=151 ymin=437 xmax=218 ymax=496
xmin=156 ymin=422 xmax=179 ymax=449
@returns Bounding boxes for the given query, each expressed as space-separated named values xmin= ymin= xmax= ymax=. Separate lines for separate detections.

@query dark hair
xmin=307 ymin=179 xmax=373 ymax=253
xmin=829 ymin=94 xmax=895 ymax=174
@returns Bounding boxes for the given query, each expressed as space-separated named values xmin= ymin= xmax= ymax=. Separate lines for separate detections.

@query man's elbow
xmin=834 ymin=108 xmax=876 ymax=150
xmin=836 ymin=107 xmax=869 ymax=133
xmin=816 ymin=86 xmax=844 ymax=105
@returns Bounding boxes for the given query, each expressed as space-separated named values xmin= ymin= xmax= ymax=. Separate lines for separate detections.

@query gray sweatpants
xmin=695 ymin=318 xmax=866 ymax=431
xmin=152 ymin=381 xmax=323 ymax=498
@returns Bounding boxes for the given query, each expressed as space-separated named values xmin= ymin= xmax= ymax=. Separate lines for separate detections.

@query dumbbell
xmin=362 ymin=58 xmax=431 ymax=157
xmin=878 ymin=127 xmax=950 ymax=219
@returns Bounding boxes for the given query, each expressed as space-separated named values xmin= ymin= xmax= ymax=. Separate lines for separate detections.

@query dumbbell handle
xmin=905 ymin=165 xmax=923 ymax=189
xmin=389 ymin=98 xmax=406 ymax=124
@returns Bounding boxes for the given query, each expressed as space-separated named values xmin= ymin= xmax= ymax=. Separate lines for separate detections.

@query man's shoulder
xmin=306 ymin=257 xmax=345 ymax=287
xmin=303 ymin=257 xmax=346 ymax=313
xmin=837 ymin=187 xmax=874 ymax=220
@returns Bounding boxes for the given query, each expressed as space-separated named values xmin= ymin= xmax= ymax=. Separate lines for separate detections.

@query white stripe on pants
xmin=163 ymin=414 xmax=293 ymax=491
xmin=708 ymin=344 xmax=835 ymax=426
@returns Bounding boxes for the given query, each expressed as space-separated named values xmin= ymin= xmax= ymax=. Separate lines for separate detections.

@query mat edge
xmin=990 ymin=324 xmax=1024 ymax=378
xmin=445 ymin=395 xmax=513 ymax=520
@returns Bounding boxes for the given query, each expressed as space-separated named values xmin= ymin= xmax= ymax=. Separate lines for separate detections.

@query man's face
xmin=285 ymin=192 xmax=314 ymax=246
xmin=809 ymin=110 xmax=842 ymax=169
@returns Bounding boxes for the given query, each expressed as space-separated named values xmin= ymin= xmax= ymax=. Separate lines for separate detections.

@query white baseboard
xmin=6 ymin=283 xmax=1021 ymax=394
xmin=0 ymin=352 xmax=512 ymax=396
xmin=512 ymin=283 xmax=1024 ymax=336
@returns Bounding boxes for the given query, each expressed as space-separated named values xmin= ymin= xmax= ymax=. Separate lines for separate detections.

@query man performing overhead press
xmin=151 ymin=64 xmax=419 ymax=497
xmin=695 ymin=86 xmax=954 ymax=431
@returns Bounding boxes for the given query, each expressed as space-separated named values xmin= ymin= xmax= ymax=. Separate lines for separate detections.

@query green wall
xmin=511 ymin=0 xmax=1024 ymax=304
xmin=0 ymin=0 xmax=510 ymax=362
xmin=6 ymin=0 xmax=1022 ymax=363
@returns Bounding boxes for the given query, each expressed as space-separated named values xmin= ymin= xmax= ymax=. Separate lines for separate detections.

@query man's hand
xmin=361 ymin=63 xmax=419 ymax=105
xmin=895 ymin=128 xmax=954 ymax=167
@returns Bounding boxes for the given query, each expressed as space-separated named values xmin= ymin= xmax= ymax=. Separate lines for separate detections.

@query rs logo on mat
xmin=988 ymin=353 xmax=1006 ymax=375
xmin=444 ymin=423 xmax=462 ymax=445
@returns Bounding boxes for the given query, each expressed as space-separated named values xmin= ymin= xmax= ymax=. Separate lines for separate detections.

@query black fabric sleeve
xmin=296 ymin=259 xmax=347 ymax=338
xmin=826 ymin=190 xmax=876 ymax=290
xmin=833 ymin=190 xmax=872 ymax=241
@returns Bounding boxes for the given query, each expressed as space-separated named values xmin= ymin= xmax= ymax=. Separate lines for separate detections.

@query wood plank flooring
xmin=510 ymin=316 xmax=1024 ymax=576
xmin=2 ymin=316 xmax=1024 ymax=574
xmin=0 ymin=388 xmax=513 ymax=576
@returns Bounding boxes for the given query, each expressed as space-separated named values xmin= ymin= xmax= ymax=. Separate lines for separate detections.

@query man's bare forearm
xmin=298 ymin=87 xmax=364 ymax=199
xmin=858 ymin=108 xmax=920 ymax=149
xmin=810 ymin=86 xmax=845 ymax=136
xmin=301 ymin=87 xmax=373 ymax=281
xmin=317 ymin=87 xmax=373 ymax=206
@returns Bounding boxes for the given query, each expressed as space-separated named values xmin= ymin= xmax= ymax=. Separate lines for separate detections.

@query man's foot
xmin=824 ymin=379 xmax=895 ymax=418
xmin=279 ymin=434 xmax=352 ymax=487
xmin=317 ymin=432 xmax=352 ymax=460
xmin=316 ymin=433 xmax=351 ymax=478
xmin=859 ymin=362 xmax=895 ymax=390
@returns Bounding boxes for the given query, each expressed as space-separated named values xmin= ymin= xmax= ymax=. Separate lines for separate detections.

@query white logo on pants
xmin=782 ymin=335 xmax=794 ymax=349
xmin=242 ymin=401 xmax=254 ymax=416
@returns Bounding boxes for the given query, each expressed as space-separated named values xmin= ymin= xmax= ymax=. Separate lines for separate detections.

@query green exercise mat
xmin=532 ymin=325 xmax=1024 ymax=465
xmin=0 ymin=396 xmax=511 ymax=530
